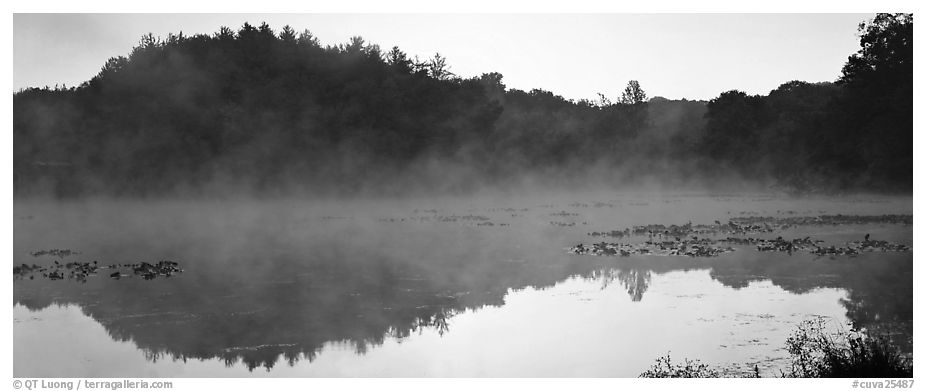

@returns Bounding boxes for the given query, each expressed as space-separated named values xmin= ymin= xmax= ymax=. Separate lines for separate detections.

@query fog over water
xmin=12 ymin=13 xmax=913 ymax=378
xmin=13 ymin=192 xmax=913 ymax=377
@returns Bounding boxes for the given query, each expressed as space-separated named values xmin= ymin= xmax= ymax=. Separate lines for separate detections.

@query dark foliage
xmin=785 ymin=318 xmax=913 ymax=378
xmin=13 ymin=14 xmax=912 ymax=196
xmin=641 ymin=318 xmax=912 ymax=378
xmin=699 ymin=14 xmax=912 ymax=193
xmin=639 ymin=354 xmax=721 ymax=378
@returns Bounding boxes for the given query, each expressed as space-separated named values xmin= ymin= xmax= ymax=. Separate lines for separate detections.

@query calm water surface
xmin=13 ymin=192 xmax=913 ymax=377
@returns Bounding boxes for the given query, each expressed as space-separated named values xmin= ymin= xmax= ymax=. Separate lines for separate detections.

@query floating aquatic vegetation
xmin=629 ymin=221 xmax=757 ymax=237
xmin=569 ymin=242 xmax=637 ymax=256
xmin=717 ymin=236 xmax=910 ymax=256
xmin=435 ymin=214 xmax=491 ymax=223
xmin=632 ymin=222 xmax=712 ymax=237
xmin=645 ymin=237 xmax=736 ymax=257
xmin=569 ymin=202 xmax=615 ymax=208
xmin=810 ymin=240 xmax=911 ymax=257
xmin=729 ymin=214 xmax=913 ymax=230
xmin=811 ymin=246 xmax=862 ymax=256
xmin=13 ymin=259 xmax=183 ymax=282
xmin=848 ymin=239 xmax=911 ymax=252
xmin=574 ymin=213 xmax=913 ymax=259
xmin=127 ymin=260 xmax=183 ymax=280
xmin=30 ymin=249 xmax=80 ymax=258
xmin=13 ymin=263 xmax=42 ymax=279
xmin=568 ymin=239 xmax=735 ymax=258
xmin=14 ymin=260 xmax=101 ymax=282
xmin=606 ymin=214 xmax=912 ymax=241
xmin=717 ymin=236 xmax=823 ymax=254
xmin=377 ymin=217 xmax=406 ymax=223
xmin=725 ymin=223 xmax=776 ymax=235
xmin=756 ymin=237 xmax=819 ymax=252
xmin=588 ymin=229 xmax=631 ymax=239
xmin=485 ymin=207 xmax=529 ymax=213
xmin=378 ymin=214 xmax=495 ymax=225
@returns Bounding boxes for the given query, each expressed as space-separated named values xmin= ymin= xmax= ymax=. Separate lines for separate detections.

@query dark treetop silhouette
xmin=13 ymin=14 xmax=912 ymax=196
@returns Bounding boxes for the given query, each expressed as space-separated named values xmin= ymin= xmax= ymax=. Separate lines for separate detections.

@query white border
xmin=5 ymin=2 xmax=923 ymax=390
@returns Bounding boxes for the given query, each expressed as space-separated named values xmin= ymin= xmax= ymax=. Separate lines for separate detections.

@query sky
xmin=13 ymin=13 xmax=872 ymax=101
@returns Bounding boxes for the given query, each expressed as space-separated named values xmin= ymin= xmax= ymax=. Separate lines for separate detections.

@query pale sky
xmin=13 ymin=13 xmax=872 ymax=101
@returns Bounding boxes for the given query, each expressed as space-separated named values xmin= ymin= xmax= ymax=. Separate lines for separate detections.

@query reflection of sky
xmin=15 ymin=270 xmax=850 ymax=377
xmin=13 ymin=194 xmax=912 ymax=377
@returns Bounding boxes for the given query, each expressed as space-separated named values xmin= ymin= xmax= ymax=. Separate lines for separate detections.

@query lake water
xmin=13 ymin=192 xmax=913 ymax=377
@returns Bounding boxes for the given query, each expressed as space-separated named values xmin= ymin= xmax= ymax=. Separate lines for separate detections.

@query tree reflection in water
xmin=13 ymin=202 xmax=912 ymax=372
xmin=618 ymin=269 xmax=652 ymax=302
xmin=587 ymin=268 xmax=652 ymax=302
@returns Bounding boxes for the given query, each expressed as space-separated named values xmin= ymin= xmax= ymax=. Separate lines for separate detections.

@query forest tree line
xmin=13 ymin=14 xmax=912 ymax=196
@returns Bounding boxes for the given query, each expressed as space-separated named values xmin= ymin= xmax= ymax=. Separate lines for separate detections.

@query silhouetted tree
xmin=427 ymin=53 xmax=453 ymax=80
xmin=279 ymin=25 xmax=296 ymax=42
xmin=837 ymin=13 xmax=912 ymax=190
xmin=11 ymin=15 xmax=913 ymax=196
xmin=619 ymin=80 xmax=647 ymax=105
